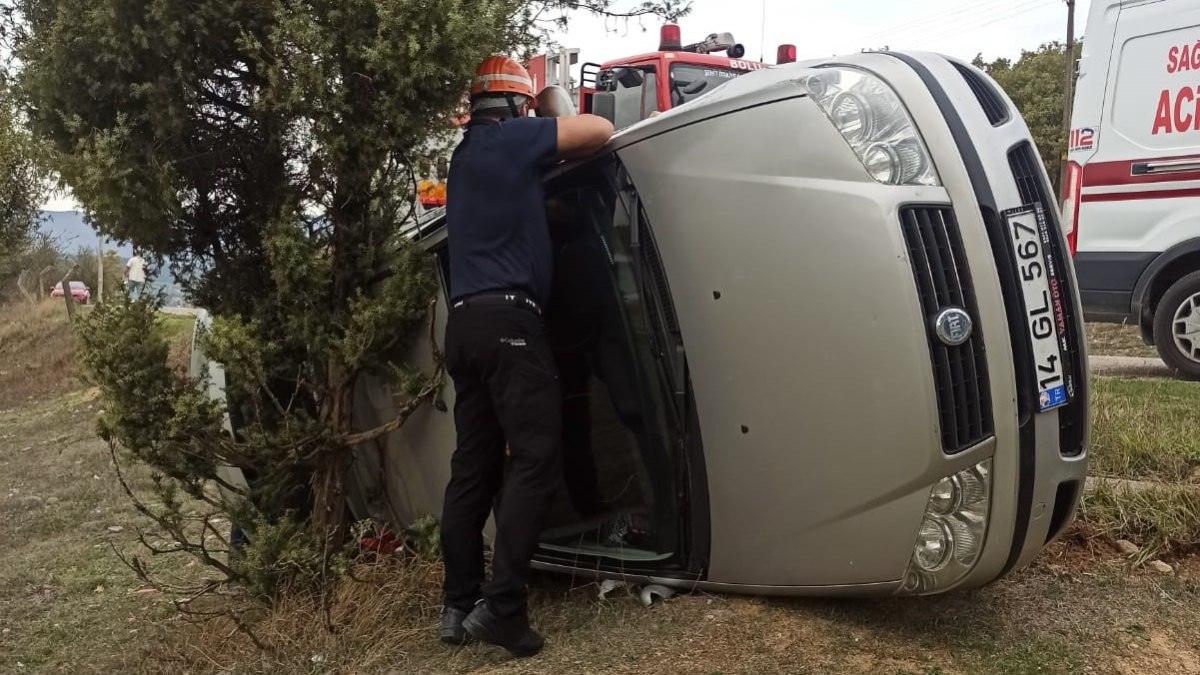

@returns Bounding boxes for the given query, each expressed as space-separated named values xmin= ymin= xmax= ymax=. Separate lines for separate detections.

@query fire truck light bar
xmin=660 ymin=24 xmax=682 ymax=51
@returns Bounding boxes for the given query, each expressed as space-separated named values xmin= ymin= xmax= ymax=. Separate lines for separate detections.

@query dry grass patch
xmin=0 ymin=392 xmax=186 ymax=673
xmin=0 ymin=302 xmax=195 ymax=412
xmin=1086 ymin=322 xmax=1159 ymax=359
xmin=1082 ymin=480 xmax=1200 ymax=556
xmin=143 ymin=543 xmax=1200 ymax=675
xmin=0 ymin=300 xmax=83 ymax=409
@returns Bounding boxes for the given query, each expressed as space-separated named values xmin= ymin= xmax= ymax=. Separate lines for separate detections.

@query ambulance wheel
xmin=1152 ymin=271 xmax=1200 ymax=381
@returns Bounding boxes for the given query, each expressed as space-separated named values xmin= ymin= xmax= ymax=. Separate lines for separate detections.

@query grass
xmin=157 ymin=311 xmax=196 ymax=374
xmin=1085 ymin=321 xmax=1160 ymax=359
xmin=1082 ymin=480 xmax=1200 ymax=555
xmin=139 ymin=544 xmax=1198 ymax=675
xmin=0 ymin=392 xmax=186 ymax=673
xmin=1083 ymin=377 xmax=1200 ymax=554
xmin=1089 ymin=378 xmax=1200 ymax=483
xmin=2 ymin=389 xmax=1196 ymax=674
xmin=0 ymin=301 xmax=196 ymax=413
xmin=0 ymin=300 xmax=85 ymax=410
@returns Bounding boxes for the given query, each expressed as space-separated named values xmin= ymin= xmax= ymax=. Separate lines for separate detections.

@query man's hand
xmin=556 ymin=114 xmax=615 ymax=160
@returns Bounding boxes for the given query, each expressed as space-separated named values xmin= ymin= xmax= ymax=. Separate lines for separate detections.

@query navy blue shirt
xmin=447 ymin=116 xmax=559 ymax=306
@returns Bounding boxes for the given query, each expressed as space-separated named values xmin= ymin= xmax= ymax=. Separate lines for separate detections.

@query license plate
xmin=1003 ymin=205 xmax=1072 ymax=412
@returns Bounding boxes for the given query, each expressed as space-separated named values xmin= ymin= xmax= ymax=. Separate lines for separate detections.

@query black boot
xmin=462 ymin=602 xmax=544 ymax=657
xmin=440 ymin=606 xmax=471 ymax=646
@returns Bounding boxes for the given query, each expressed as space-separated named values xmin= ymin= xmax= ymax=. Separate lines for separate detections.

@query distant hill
xmin=40 ymin=211 xmax=185 ymax=306
xmin=41 ymin=211 xmax=133 ymax=257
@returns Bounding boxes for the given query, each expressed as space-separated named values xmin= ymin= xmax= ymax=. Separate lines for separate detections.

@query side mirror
xmin=592 ymin=92 xmax=616 ymax=124
xmin=535 ymin=85 xmax=577 ymax=118
xmin=616 ymin=67 xmax=644 ymax=89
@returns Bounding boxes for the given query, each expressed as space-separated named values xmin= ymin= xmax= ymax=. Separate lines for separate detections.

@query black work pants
xmin=440 ymin=301 xmax=562 ymax=619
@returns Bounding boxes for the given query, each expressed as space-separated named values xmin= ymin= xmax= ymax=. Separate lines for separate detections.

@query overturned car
xmin=200 ymin=50 xmax=1089 ymax=596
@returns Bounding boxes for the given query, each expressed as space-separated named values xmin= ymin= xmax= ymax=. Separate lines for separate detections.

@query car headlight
xmin=806 ymin=67 xmax=940 ymax=187
xmin=900 ymin=458 xmax=992 ymax=594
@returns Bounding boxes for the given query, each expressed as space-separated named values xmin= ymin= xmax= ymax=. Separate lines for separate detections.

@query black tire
xmin=1152 ymin=270 xmax=1200 ymax=381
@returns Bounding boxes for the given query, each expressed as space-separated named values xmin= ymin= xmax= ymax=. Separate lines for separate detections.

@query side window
xmin=606 ymin=67 xmax=658 ymax=129
xmin=543 ymin=160 xmax=686 ymax=557
xmin=642 ymin=71 xmax=660 ymax=120
xmin=556 ymin=161 xmax=686 ymax=423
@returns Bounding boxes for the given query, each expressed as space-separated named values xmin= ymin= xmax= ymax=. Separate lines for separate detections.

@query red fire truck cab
xmin=578 ymin=24 xmax=797 ymax=129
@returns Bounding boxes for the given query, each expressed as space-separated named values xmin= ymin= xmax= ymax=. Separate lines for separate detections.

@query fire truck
xmin=537 ymin=24 xmax=798 ymax=130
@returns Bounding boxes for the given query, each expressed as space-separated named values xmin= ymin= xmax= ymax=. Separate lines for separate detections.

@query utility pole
xmin=96 ymin=234 xmax=104 ymax=304
xmin=1057 ymin=0 xmax=1077 ymax=196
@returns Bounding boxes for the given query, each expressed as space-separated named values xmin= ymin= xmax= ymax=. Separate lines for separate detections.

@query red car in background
xmin=50 ymin=280 xmax=91 ymax=304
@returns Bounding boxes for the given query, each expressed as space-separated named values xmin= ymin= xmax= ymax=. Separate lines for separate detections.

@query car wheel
xmin=1152 ymin=270 xmax=1200 ymax=381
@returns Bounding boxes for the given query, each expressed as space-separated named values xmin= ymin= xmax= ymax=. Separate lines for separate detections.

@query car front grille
xmin=954 ymin=62 xmax=1009 ymax=127
xmin=900 ymin=206 xmax=994 ymax=454
xmin=1008 ymin=142 xmax=1086 ymax=457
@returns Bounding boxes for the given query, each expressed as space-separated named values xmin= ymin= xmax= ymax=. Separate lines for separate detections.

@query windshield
xmin=669 ymin=64 xmax=743 ymax=107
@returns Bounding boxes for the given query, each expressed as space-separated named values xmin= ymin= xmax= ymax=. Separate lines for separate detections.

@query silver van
xmin=203 ymin=51 xmax=1090 ymax=597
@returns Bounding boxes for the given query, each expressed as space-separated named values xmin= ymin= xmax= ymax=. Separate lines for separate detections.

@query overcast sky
xmin=550 ymin=0 xmax=1088 ymax=68
xmin=43 ymin=0 xmax=1089 ymax=211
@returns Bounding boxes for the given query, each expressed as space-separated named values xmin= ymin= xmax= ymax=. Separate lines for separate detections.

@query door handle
xmin=1131 ymin=158 xmax=1200 ymax=175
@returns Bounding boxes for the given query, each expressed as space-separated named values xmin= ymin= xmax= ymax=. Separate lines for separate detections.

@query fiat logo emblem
xmin=934 ymin=308 xmax=973 ymax=347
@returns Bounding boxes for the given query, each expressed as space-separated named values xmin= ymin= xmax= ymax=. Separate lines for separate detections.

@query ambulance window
xmin=670 ymin=64 xmax=741 ymax=106
xmin=1111 ymin=26 xmax=1200 ymax=150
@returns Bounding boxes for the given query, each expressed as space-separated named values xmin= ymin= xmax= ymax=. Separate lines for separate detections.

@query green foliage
xmin=0 ymin=80 xmax=47 ymax=256
xmin=14 ymin=0 xmax=687 ymax=599
xmin=404 ymin=514 xmax=442 ymax=560
xmin=0 ymin=228 xmax=66 ymax=302
xmin=0 ymin=80 xmax=53 ymax=303
xmin=77 ymin=298 xmax=225 ymax=492
xmin=974 ymin=41 xmax=1082 ymax=188
xmin=233 ymin=514 xmax=333 ymax=601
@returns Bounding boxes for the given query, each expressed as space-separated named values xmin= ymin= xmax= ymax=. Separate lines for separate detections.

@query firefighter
xmin=438 ymin=55 xmax=614 ymax=657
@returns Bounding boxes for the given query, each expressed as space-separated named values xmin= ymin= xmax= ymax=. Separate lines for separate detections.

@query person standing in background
xmin=124 ymin=249 xmax=146 ymax=296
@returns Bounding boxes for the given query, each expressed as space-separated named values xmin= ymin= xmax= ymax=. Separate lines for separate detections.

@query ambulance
xmin=1066 ymin=0 xmax=1200 ymax=378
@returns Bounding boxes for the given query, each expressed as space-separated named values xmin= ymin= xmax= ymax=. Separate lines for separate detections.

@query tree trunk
xmin=311 ymin=365 xmax=355 ymax=550
xmin=311 ymin=447 xmax=352 ymax=550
